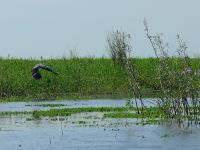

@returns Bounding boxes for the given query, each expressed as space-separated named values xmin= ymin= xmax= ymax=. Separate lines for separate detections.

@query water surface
xmin=0 ymin=98 xmax=156 ymax=112
xmin=0 ymin=99 xmax=199 ymax=150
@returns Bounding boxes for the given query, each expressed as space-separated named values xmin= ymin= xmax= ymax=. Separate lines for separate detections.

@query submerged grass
xmin=0 ymin=106 xmax=158 ymax=118
xmin=31 ymin=107 xmax=138 ymax=117
xmin=2 ymin=106 xmax=200 ymax=125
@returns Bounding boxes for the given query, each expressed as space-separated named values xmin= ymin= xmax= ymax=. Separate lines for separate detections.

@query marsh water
xmin=0 ymin=98 xmax=156 ymax=112
xmin=0 ymin=99 xmax=200 ymax=150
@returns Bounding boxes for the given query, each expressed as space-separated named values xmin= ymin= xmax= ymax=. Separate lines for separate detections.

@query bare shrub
xmin=107 ymin=31 xmax=131 ymax=66
xmin=107 ymin=30 xmax=144 ymax=113
xmin=144 ymin=19 xmax=200 ymax=120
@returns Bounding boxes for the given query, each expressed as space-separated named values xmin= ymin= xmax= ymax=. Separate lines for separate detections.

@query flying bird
xmin=32 ymin=64 xmax=58 ymax=80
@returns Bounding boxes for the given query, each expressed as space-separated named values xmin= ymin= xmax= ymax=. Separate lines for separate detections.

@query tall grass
xmin=0 ymin=57 xmax=129 ymax=99
xmin=0 ymin=57 xmax=200 ymax=100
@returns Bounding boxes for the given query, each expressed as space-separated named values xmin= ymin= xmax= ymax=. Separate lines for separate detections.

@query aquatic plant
xmin=0 ymin=107 xmax=137 ymax=117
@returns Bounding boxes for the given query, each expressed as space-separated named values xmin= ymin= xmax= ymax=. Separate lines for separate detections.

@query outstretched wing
xmin=37 ymin=64 xmax=58 ymax=75
xmin=32 ymin=64 xmax=59 ymax=79
xmin=34 ymin=64 xmax=53 ymax=72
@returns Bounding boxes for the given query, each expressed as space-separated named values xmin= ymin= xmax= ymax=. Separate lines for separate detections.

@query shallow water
xmin=0 ymin=99 xmax=199 ymax=150
xmin=0 ymin=116 xmax=200 ymax=150
xmin=0 ymin=98 xmax=156 ymax=112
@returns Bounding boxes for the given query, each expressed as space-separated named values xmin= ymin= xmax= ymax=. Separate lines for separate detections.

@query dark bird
xmin=32 ymin=64 xmax=58 ymax=80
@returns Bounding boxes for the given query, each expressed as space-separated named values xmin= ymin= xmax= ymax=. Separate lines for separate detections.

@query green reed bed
xmin=0 ymin=58 xmax=128 ymax=100
xmin=0 ymin=57 xmax=200 ymax=100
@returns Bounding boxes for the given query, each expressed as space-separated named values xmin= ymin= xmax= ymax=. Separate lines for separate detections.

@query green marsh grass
xmin=0 ymin=58 xmax=129 ymax=100
xmin=0 ymin=57 xmax=200 ymax=100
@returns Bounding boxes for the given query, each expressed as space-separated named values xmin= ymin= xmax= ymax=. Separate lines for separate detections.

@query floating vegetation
xmin=161 ymin=134 xmax=169 ymax=138
xmin=136 ymin=119 xmax=161 ymax=126
xmin=30 ymin=107 xmax=137 ymax=118
xmin=0 ymin=106 xmax=141 ymax=117
xmin=26 ymin=118 xmax=33 ymax=121
xmin=78 ymin=121 xmax=86 ymax=124
xmin=25 ymin=104 xmax=65 ymax=107
xmin=1 ymin=104 xmax=200 ymax=130
xmin=84 ymin=116 xmax=101 ymax=120
xmin=104 ymin=107 xmax=160 ymax=119
xmin=0 ymin=111 xmax=31 ymax=116
xmin=0 ymin=107 xmax=160 ymax=122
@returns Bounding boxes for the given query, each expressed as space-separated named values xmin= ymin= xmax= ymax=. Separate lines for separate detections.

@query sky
xmin=0 ymin=0 xmax=200 ymax=58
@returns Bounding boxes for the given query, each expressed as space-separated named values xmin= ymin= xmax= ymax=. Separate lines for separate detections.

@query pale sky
xmin=0 ymin=0 xmax=200 ymax=58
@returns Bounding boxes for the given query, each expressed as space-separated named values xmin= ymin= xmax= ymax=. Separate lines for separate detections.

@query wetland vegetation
xmin=0 ymin=57 xmax=200 ymax=101
xmin=0 ymin=106 xmax=162 ymax=125
xmin=106 ymin=21 xmax=200 ymax=122
xmin=0 ymin=21 xmax=200 ymax=125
